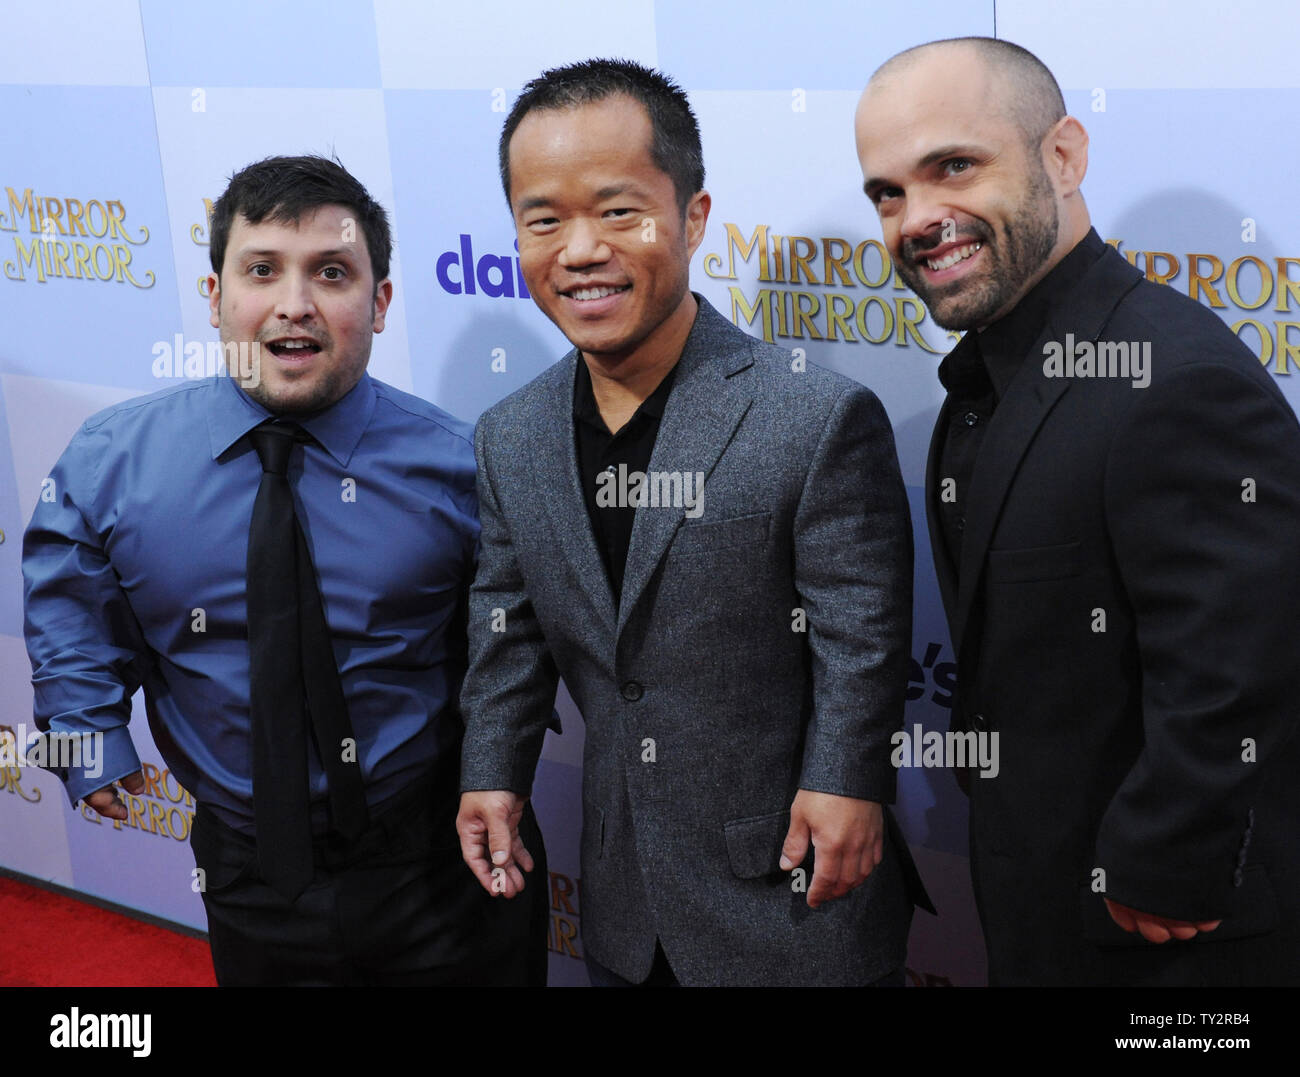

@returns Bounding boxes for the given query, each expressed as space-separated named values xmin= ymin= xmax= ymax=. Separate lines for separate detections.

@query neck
xmin=584 ymin=290 xmax=697 ymax=432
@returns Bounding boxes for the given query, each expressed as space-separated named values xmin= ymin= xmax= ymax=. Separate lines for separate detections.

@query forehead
xmin=507 ymin=95 xmax=664 ymax=201
xmin=856 ymin=50 xmax=1018 ymax=168
xmin=226 ymin=204 xmax=360 ymax=251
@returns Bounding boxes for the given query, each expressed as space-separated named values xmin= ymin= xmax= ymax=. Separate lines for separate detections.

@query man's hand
xmin=1104 ymin=898 xmax=1222 ymax=943
xmin=457 ymin=790 xmax=534 ymax=898
xmin=82 ymin=771 xmax=145 ymax=820
xmin=779 ymin=789 xmax=883 ymax=909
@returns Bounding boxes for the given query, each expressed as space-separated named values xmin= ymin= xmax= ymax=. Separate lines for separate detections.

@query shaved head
xmin=870 ymin=37 xmax=1066 ymax=152
xmin=854 ymin=36 xmax=1090 ymax=330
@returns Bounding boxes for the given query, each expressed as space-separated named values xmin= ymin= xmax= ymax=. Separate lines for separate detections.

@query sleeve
xmin=1097 ymin=362 xmax=1300 ymax=920
xmin=793 ymin=382 xmax=914 ymax=802
xmin=21 ymin=424 xmax=150 ymax=806
xmin=457 ymin=412 xmax=560 ymax=796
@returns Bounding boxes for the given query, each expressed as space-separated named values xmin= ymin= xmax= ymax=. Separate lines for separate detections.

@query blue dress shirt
xmin=22 ymin=372 xmax=479 ymax=835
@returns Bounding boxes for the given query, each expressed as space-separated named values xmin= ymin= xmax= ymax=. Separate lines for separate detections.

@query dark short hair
xmin=208 ymin=154 xmax=392 ymax=286
xmin=873 ymin=37 xmax=1066 ymax=150
xmin=498 ymin=58 xmax=704 ymax=213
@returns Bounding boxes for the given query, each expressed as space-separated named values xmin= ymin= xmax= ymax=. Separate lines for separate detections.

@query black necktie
xmin=246 ymin=421 xmax=369 ymax=900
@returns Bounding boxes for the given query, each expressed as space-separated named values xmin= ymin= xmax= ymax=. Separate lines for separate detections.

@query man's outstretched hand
xmin=83 ymin=771 xmax=145 ymax=820
xmin=780 ymin=789 xmax=884 ymax=909
xmin=457 ymin=790 xmax=534 ymax=898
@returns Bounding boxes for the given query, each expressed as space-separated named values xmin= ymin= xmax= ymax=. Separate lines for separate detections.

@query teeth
xmin=571 ymin=285 xmax=627 ymax=301
xmin=927 ymin=242 xmax=982 ymax=272
xmin=275 ymin=340 xmax=314 ymax=349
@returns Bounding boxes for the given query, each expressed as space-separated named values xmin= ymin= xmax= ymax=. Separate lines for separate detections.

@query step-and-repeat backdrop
xmin=3 ymin=0 xmax=1297 ymax=986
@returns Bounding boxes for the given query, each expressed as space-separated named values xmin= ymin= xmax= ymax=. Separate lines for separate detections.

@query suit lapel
xmin=531 ymin=352 xmax=618 ymax=635
xmin=949 ymin=247 xmax=1144 ymax=654
xmin=924 ymin=394 xmax=959 ymax=629
xmin=617 ymin=300 xmax=755 ymax=638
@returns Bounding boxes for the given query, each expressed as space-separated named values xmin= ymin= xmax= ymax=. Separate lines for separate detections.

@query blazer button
xmin=962 ymin=411 xmax=980 ymax=427
xmin=970 ymin=712 xmax=988 ymax=732
xmin=1233 ymin=868 xmax=1244 ymax=887
xmin=621 ymin=680 xmax=644 ymax=702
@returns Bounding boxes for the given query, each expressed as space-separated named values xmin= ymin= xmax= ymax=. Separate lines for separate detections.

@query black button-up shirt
xmin=936 ymin=229 xmax=1107 ymax=576
xmin=574 ymin=358 xmax=679 ymax=605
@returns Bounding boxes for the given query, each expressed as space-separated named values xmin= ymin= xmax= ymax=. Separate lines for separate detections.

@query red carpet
xmin=0 ymin=875 xmax=216 ymax=986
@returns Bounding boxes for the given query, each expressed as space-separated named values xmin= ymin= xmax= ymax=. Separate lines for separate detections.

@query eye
xmin=321 ymin=266 xmax=345 ymax=280
xmin=870 ymin=187 xmax=902 ymax=207
xmin=525 ymin=216 xmax=559 ymax=232
xmin=604 ymin=207 xmax=634 ymax=218
xmin=942 ymin=158 xmax=973 ymax=177
xmin=249 ymin=263 xmax=272 ymax=277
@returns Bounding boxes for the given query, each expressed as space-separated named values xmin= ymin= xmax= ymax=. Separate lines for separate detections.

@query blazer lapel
xmin=531 ymin=352 xmax=619 ymax=635
xmin=950 ymin=247 xmax=1144 ymax=654
xmin=616 ymin=300 xmax=756 ymax=638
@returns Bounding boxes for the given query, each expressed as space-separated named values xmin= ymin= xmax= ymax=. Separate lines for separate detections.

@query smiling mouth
xmin=564 ymin=284 xmax=631 ymax=301
xmin=924 ymin=242 xmax=983 ymax=272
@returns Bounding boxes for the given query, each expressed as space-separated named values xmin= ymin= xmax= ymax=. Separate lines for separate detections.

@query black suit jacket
xmin=926 ymin=237 xmax=1300 ymax=985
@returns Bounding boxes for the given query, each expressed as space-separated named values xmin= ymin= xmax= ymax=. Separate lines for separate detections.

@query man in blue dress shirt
xmin=22 ymin=155 xmax=544 ymax=985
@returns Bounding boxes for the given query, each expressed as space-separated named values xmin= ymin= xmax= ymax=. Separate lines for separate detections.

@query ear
xmin=1044 ymin=116 xmax=1089 ymax=197
xmin=207 ymin=274 xmax=221 ymax=329
xmin=372 ymin=277 xmax=393 ymax=333
xmin=683 ymin=188 xmax=712 ymax=258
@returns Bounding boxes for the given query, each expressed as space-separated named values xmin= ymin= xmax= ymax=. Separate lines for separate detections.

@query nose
xmin=899 ymin=190 xmax=951 ymax=246
xmin=560 ymin=217 xmax=611 ymax=269
xmin=273 ymin=269 xmax=317 ymax=322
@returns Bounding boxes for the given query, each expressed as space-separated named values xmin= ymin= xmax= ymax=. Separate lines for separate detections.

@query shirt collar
xmin=975 ymin=228 xmax=1107 ymax=400
xmin=206 ymin=370 xmax=377 ymax=466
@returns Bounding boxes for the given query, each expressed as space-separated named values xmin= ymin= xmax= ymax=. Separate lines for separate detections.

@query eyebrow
xmin=516 ymin=183 xmax=651 ymax=214
xmin=235 ymin=248 xmax=358 ymax=260
xmin=862 ymin=143 xmax=990 ymax=196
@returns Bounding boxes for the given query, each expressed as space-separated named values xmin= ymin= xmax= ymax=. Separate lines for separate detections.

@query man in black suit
xmin=854 ymin=36 xmax=1300 ymax=985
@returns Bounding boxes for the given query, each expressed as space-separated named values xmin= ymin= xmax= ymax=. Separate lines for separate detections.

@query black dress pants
xmin=190 ymin=772 xmax=548 ymax=986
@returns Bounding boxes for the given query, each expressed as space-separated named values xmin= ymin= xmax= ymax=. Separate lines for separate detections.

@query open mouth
xmin=265 ymin=337 xmax=322 ymax=359
xmin=924 ymin=241 xmax=983 ymax=273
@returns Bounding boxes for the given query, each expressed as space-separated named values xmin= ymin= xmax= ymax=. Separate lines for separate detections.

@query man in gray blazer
xmin=457 ymin=58 xmax=931 ymax=987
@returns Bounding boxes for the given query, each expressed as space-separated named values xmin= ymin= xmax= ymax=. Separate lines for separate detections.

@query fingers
xmin=456 ymin=792 xmax=530 ymax=899
xmin=1105 ymin=899 xmax=1222 ymax=943
xmin=84 ymin=786 xmax=127 ymax=820
xmin=511 ymin=828 xmax=535 ymax=874
xmin=83 ymin=772 xmax=143 ymax=820
xmin=456 ymin=801 xmax=498 ymax=893
xmin=778 ymin=816 xmax=810 ymax=873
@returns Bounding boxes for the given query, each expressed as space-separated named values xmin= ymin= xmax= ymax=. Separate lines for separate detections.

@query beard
xmin=898 ymin=164 xmax=1060 ymax=331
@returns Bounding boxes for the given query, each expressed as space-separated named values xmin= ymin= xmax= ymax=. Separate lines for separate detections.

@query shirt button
xmin=963 ymin=411 xmax=980 ymax=427
xmin=970 ymin=712 xmax=988 ymax=732
xmin=621 ymin=680 xmax=644 ymax=702
xmin=604 ymin=464 xmax=617 ymax=475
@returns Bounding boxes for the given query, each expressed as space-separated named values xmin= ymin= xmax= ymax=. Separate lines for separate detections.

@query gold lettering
xmin=1226 ymin=256 xmax=1272 ymax=310
xmin=822 ymin=237 xmax=853 ymax=286
xmin=1187 ymin=253 xmax=1225 ymax=307
xmin=704 ymin=223 xmax=770 ymax=281
xmin=787 ymin=236 xmax=818 ymax=285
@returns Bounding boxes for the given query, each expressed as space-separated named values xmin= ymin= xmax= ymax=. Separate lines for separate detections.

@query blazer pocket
xmin=724 ymin=808 xmax=790 ymax=879
xmin=1080 ymin=865 xmax=1279 ymax=947
xmin=672 ymin=511 xmax=771 ymax=557
xmin=987 ymin=540 xmax=1082 ymax=583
